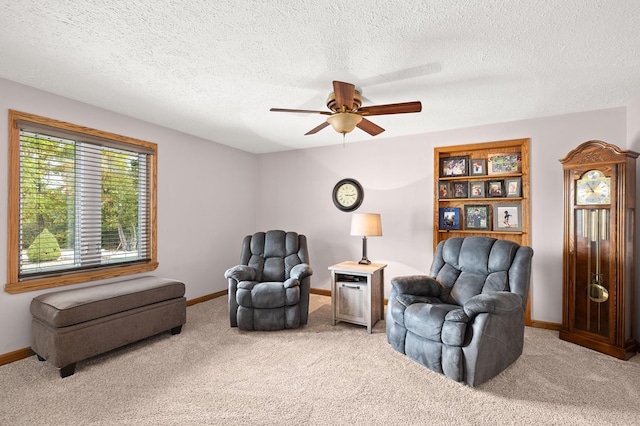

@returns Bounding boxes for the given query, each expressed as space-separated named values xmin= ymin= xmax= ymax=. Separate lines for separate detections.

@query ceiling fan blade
xmin=333 ymin=81 xmax=356 ymax=110
xmin=305 ymin=121 xmax=330 ymax=135
xmin=357 ymin=118 xmax=385 ymax=136
xmin=358 ymin=101 xmax=422 ymax=116
xmin=270 ymin=108 xmax=331 ymax=115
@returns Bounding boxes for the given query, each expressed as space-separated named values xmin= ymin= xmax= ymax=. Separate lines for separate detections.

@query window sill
xmin=4 ymin=261 xmax=159 ymax=294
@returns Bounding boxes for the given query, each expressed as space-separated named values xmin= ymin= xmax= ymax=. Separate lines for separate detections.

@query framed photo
xmin=487 ymin=153 xmax=522 ymax=175
xmin=437 ymin=181 xmax=452 ymax=199
xmin=493 ymin=203 xmax=522 ymax=231
xmin=470 ymin=159 xmax=487 ymax=176
xmin=439 ymin=207 xmax=461 ymax=230
xmin=505 ymin=177 xmax=522 ymax=198
xmin=469 ymin=181 xmax=485 ymax=198
xmin=487 ymin=180 xmax=505 ymax=197
xmin=440 ymin=156 xmax=469 ymax=177
xmin=452 ymin=181 xmax=468 ymax=198
xmin=464 ymin=204 xmax=490 ymax=230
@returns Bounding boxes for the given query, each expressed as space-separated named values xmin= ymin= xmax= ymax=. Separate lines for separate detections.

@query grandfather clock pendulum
xmin=559 ymin=140 xmax=638 ymax=360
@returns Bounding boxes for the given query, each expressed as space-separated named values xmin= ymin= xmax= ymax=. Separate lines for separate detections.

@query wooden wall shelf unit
xmin=434 ymin=138 xmax=531 ymax=322
xmin=433 ymin=138 xmax=531 ymax=250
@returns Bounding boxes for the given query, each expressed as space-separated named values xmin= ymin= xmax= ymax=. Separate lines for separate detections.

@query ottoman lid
xmin=30 ymin=276 xmax=185 ymax=328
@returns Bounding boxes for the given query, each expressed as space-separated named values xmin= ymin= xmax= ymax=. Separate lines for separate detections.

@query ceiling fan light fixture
xmin=326 ymin=113 xmax=362 ymax=134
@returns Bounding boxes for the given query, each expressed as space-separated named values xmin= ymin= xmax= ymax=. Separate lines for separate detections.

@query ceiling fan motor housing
xmin=326 ymin=90 xmax=362 ymax=112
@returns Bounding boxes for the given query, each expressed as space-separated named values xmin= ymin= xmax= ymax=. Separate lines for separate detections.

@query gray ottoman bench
xmin=30 ymin=276 xmax=186 ymax=377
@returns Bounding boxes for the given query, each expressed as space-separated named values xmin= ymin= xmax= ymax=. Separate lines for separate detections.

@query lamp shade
xmin=350 ymin=213 xmax=383 ymax=237
xmin=327 ymin=112 xmax=363 ymax=134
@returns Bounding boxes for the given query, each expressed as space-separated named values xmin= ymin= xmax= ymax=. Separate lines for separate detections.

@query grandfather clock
xmin=559 ymin=140 xmax=638 ymax=360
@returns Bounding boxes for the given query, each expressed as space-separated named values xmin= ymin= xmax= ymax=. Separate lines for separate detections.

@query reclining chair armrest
xmin=283 ymin=277 xmax=300 ymax=289
xmin=237 ymin=280 xmax=258 ymax=290
xmin=391 ymin=275 xmax=442 ymax=298
xmin=224 ymin=265 xmax=257 ymax=282
xmin=290 ymin=263 xmax=313 ymax=280
xmin=445 ymin=308 xmax=470 ymax=323
xmin=462 ymin=292 xmax=523 ymax=319
xmin=442 ymin=308 xmax=471 ymax=347
xmin=228 ymin=272 xmax=257 ymax=328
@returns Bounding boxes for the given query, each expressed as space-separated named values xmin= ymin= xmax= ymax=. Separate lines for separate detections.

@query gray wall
xmin=0 ymin=76 xmax=637 ymax=356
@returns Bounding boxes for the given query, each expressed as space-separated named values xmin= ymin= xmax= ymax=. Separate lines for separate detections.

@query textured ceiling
xmin=1 ymin=1 xmax=640 ymax=153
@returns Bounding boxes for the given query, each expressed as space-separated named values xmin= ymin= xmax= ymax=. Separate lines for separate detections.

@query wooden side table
xmin=328 ymin=261 xmax=387 ymax=333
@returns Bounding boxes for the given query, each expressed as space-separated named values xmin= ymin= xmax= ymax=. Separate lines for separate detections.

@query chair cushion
xmin=404 ymin=302 xmax=460 ymax=343
xmin=396 ymin=294 xmax=442 ymax=307
xmin=245 ymin=231 xmax=307 ymax=282
xmin=434 ymin=237 xmax=518 ymax=306
xmin=390 ymin=294 xmax=442 ymax=326
xmin=237 ymin=282 xmax=301 ymax=309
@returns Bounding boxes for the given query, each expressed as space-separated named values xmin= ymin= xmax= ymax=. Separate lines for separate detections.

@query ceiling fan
xmin=270 ymin=80 xmax=422 ymax=136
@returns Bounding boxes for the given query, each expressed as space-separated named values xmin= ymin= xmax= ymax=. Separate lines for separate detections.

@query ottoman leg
xmin=59 ymin=363 xmax=76 ymax=378
xmin=171 ymin=325 xmax=183 ymax=335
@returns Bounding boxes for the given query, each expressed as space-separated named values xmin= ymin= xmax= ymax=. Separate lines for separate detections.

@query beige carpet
xmin=1 ymin=294 xmax=639 ymax=425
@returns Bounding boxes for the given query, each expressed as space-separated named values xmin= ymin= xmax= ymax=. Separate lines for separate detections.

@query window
xmin=5 ymin=110 xmax=158 ymax=293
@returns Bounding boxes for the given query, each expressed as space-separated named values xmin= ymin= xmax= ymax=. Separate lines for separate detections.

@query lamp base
xmin=358 ymin=236 xmax=371 ymax=264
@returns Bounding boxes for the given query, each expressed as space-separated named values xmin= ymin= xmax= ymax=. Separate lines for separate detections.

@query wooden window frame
xmin=5 ymin=110 xmax=158 ymax=294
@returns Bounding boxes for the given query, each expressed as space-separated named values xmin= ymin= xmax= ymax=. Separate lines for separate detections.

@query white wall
xmin=0 ymin=78 xmax=258 ymax=354
xmin=256 ymin=107 xmax=627 ymax=326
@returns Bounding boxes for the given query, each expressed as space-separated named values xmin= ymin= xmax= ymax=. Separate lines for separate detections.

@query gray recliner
xmin=386 ymin=236 xmax=533 ymax=386
xmin=225 ymin=230 xmax=313 ymax=331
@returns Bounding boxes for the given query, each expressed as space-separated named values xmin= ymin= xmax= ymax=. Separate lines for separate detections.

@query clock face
xmin=576 ymin=170 xmax=611 ymax=205
xmin=332 ymin=178 xmax=364 ymax=211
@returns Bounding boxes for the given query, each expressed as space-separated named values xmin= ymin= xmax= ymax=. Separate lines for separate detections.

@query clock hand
xmin=587 ymin=182 xmax=595 ymax=193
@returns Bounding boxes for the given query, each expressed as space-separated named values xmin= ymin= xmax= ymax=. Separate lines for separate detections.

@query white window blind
xmin=18 ymin=128 xmax=150 ymax=278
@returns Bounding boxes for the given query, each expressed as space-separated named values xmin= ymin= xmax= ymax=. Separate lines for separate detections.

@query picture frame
xmin=505 ymin=177 xmax=522 ymax=198
xmin=493 ymin=203 xmax=522 ymax=231
xmin=470 ymin=158 xmax=487 ymax=176
xmin=464 ymin=204 xmax=490 ymax=230
xmin=437 ymin=181 xmax=452 ymax=199
xmin=487 ymin=180 xmax=505 ymax=197
xmin=468 ymin=181 xmax=485 ymax=198
xmin=440 ymin=155 xmax=469 ymax=177
xmin=439 ymin=207 xmax=461 ymax=230
xmin=487 ymin=153 xmax=522 ymax=175
xmin=452 ymin=181 xmax=468 ymax=198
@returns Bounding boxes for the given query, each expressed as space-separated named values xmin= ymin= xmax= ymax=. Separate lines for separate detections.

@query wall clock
xmin=332 ymin=178 xmax=364 ymax=212
xmin=559 ymin=140 xmax=638 ymax=360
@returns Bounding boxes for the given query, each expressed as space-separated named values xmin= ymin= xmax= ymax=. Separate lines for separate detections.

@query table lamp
xmin=350 ymin=213 xmax=382 ymax=264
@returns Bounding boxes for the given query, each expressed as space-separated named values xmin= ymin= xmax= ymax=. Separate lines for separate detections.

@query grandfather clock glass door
xmin=574 ymin=207 xmax=611 ymax=336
